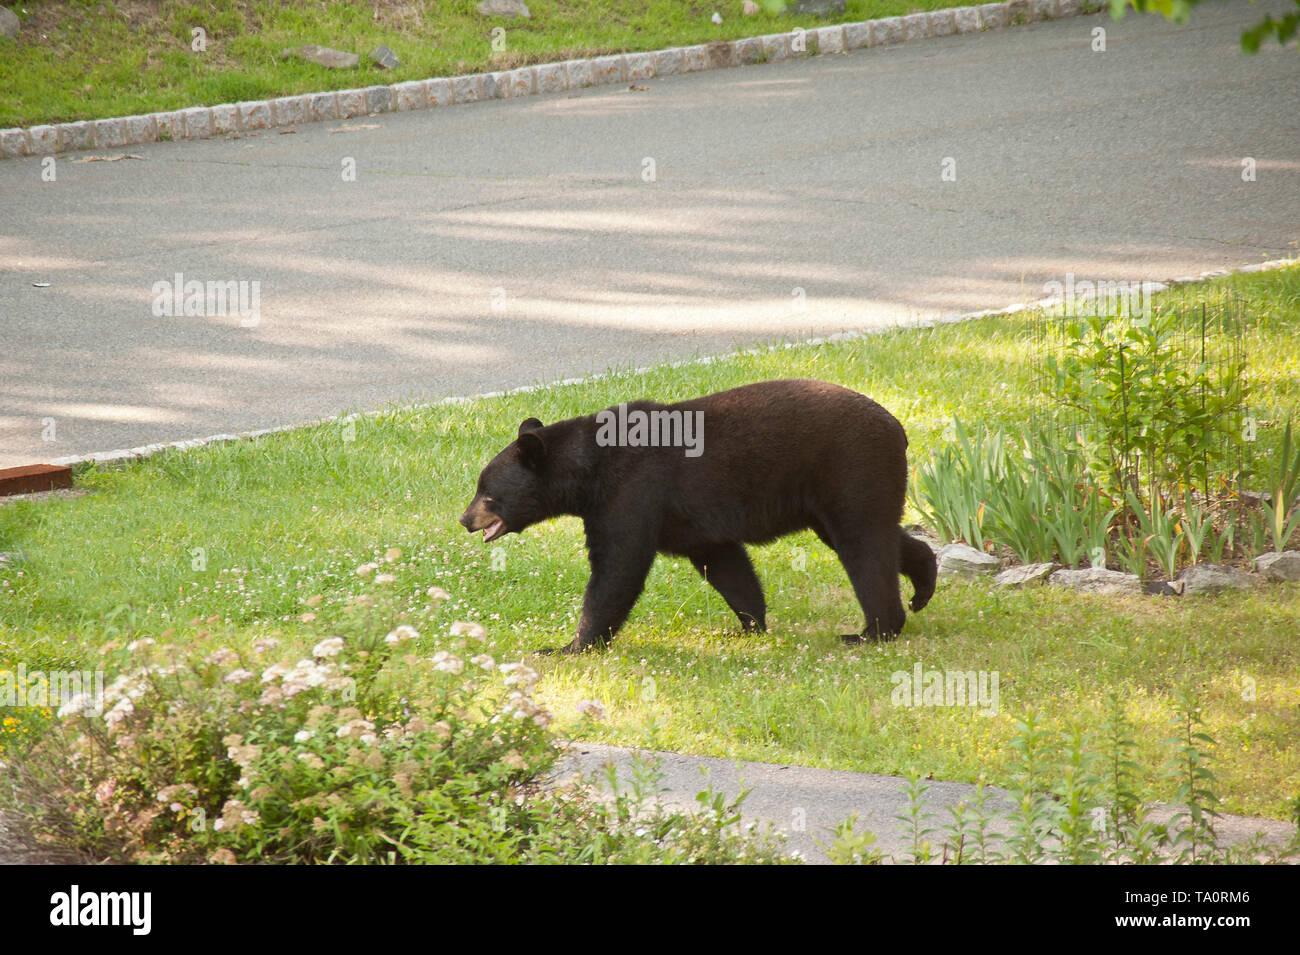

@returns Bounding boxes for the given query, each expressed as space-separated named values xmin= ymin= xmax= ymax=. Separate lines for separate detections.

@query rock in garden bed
xmin=1176 ymin=563 xmax=1255 ymax=595
xmin=1253 ymin=551 xmax=1300 ymax=582
xmin=937 ymin=543 xmax=1000 ymax=578
xmin=994 ymin=562 xmax=1057 ymax=587
xmin=1048 ymin=567 xmax=1143 ymax=595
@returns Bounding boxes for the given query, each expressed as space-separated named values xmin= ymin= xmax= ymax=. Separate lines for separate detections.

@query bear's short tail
xmin=899 ymin=531 xmax=937 ymax=612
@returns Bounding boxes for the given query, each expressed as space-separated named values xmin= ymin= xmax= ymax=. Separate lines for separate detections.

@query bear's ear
xmin=518 ymin=417 xmax=544 ymax=436
xmin=517 ymin=430 xmax=547 ymax=469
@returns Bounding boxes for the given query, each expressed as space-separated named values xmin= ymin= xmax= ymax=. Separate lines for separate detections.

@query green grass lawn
xmin=2 ymin=266 xmax=1298 ymax=820
xmin=2 ymin=0 xmax=1040 ymax=128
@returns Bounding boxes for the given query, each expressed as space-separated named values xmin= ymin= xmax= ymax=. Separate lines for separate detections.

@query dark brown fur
xmin=460 ymin=379 xmax=937 ymax=653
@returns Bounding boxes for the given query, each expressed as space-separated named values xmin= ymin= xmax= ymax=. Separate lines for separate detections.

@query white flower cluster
xmin=312 ymin=637 xmax=344 ymax=658
xmin=431 ymin=651 xmax=464 ymax=675
xmin=213 ymin=797 xmax=259 ymax=831
xmin=494 ymin=661 xmax=549 ymax=727
xmin=68 ymin=668 xmax=146 ymax=726
xmin=504 ymin=690 xmax=551 ymax=728
xmin=336 ymin=717 xmax=377 ymax=746
xmin=499 ymin=662 xmax=539 ymax=689
xmin=259 ymin=656 xmax=352 ymax=705
xmin=576 ymin=699 xmax=607 ymax=721
xmin=384 ymin=625 xmax=419 ymax=646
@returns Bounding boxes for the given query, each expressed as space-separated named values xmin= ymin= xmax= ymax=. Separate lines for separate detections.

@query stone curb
xmin=36 ymin=256 xmax=1294 ymax=473
xmin=0 ymin=0 xmax=1095 ymax=160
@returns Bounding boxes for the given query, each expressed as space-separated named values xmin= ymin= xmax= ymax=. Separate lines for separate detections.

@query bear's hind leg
xmin=688 ymin=541 xmax=767 ymax=633
xmin=828 ymin=528 xmax=907 ymax=644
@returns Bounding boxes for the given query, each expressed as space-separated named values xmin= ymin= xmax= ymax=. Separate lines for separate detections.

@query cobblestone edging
xmin=39 ymin=256 xmax=1293 ymax=473
xmin=0 ymin=0 xmax=1094 ymax=160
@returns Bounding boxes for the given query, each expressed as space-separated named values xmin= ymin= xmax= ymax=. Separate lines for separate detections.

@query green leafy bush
xmin=910 ymin=300 xmax=1298 ymax=577
xmin=1044 ymin=307 xmax=1248 ymax=502
xmin=911 ymin=420 xmax=1114 ymax=567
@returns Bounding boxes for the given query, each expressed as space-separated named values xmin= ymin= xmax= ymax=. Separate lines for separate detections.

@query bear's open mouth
xmin=482 ymin=519 xmax=506 ymax=542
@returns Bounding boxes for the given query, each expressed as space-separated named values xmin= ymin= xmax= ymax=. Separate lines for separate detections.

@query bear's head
xmin=459 ymin=417 xmax=552 ymax=542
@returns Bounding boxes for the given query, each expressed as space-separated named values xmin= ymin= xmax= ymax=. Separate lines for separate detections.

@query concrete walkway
xmin=557 ymin=742 xmax=1298 ymax=863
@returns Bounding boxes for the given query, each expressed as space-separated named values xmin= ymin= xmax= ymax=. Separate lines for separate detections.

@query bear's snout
xmin=460 ymin=497 xmax=507 ymax=542
xmin=458 ymin=501 xmax=483 ymax=531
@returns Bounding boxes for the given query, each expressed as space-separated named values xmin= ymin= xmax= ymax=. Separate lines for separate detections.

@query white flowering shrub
xmin=5 ymin=622 xmax=790 ymax=864
xmin=8 ymin=626 xmax=556 ymax=864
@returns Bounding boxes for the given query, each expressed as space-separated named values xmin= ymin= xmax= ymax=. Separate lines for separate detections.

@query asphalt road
xmin=2 ymin=1 xmax=1297 ymax=466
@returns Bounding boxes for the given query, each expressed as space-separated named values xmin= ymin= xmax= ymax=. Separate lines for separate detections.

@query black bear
xmin=460 ymin=378 xmax=936 ymax=653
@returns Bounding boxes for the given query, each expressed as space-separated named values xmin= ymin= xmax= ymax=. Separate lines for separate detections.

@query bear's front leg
xmin=553 ymin=519 xmax=659 ymax=654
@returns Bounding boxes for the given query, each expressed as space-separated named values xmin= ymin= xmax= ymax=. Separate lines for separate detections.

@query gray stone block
xmin=979 ymin=3 xmax=1009 ymax=29
xmin=625 ymin=52 xmax=655 ymax=81
xmin=427 ymin=78 xmax=455 ymax=106
xmin=565 ymin=58 xmax=594 ymax=87
xmin=271 ymin=96 xmax=306 ymax=126
xmin=237 ymin=101 xmax=271 ymax=130
xmin=652 ymin=48 xmax=682 ymax=76
xmin=1058 ymin=0 xmax=1081 ymax=15
xmin=1 ymin=128 xmax=27 ymax=158
xmin=153 ymin=110 xmax=186 ymax=140
xmin=1032 ymin=0 xmax=1057 ymax=19
xmin=589 ymin=55 xmax=625 ymax=84
xmin=309 ymin=93 xmax=339 ymax=122
xmin=57 ymin=121 xmax=93 ymax=152
xmin=210 ymin=104 xmax=238 ymax=134
xmin=364 ymin=85 xmax=393 ymax=113
xmin=337 ymin=89 xmax=367 ymax=119
xmin=706 ymin=40 xmax=738 ymax=69
xmin=735 ymin=37 xmax=763 ymax=64
xmin=930 ymin=10 xmax=956 ymax=36
xmin=680 ymin=45 xmax=709 ymax=72
xmin=453 ymin=74 xmax=486 ymax=103
xmin=500 ymin=68 xmax=534 ymax=99
xmin=788 ymin=28 xmax=813 ymax=55
xmin=953 ymin=7 xmax=982 ymax=32
xmin=123 ymin=114 xmax=157 ymax=143
xmin=182 ymin=108 xmax=212 ymax=139
xmin=902 ymin=13 xmax=932 ymax=41
xmin=28 ymin=125 xmax=58 ymax=154
xmin=816 ymin=26 xmax=845 ymax=54
xmin=842 ymin=22 xmax=872 ymax=50
xmin=533 ymin=62 xmax=566 ymax=93
xmin=92 ymin=118 xmax=126 ymax=147
xmin=760 ymin=33 xmax=792 ymax=60
xmin=873 ymin=17 xmax=905 ymax=46
xmin=393 ymin=81 xmax=427 ymax=111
